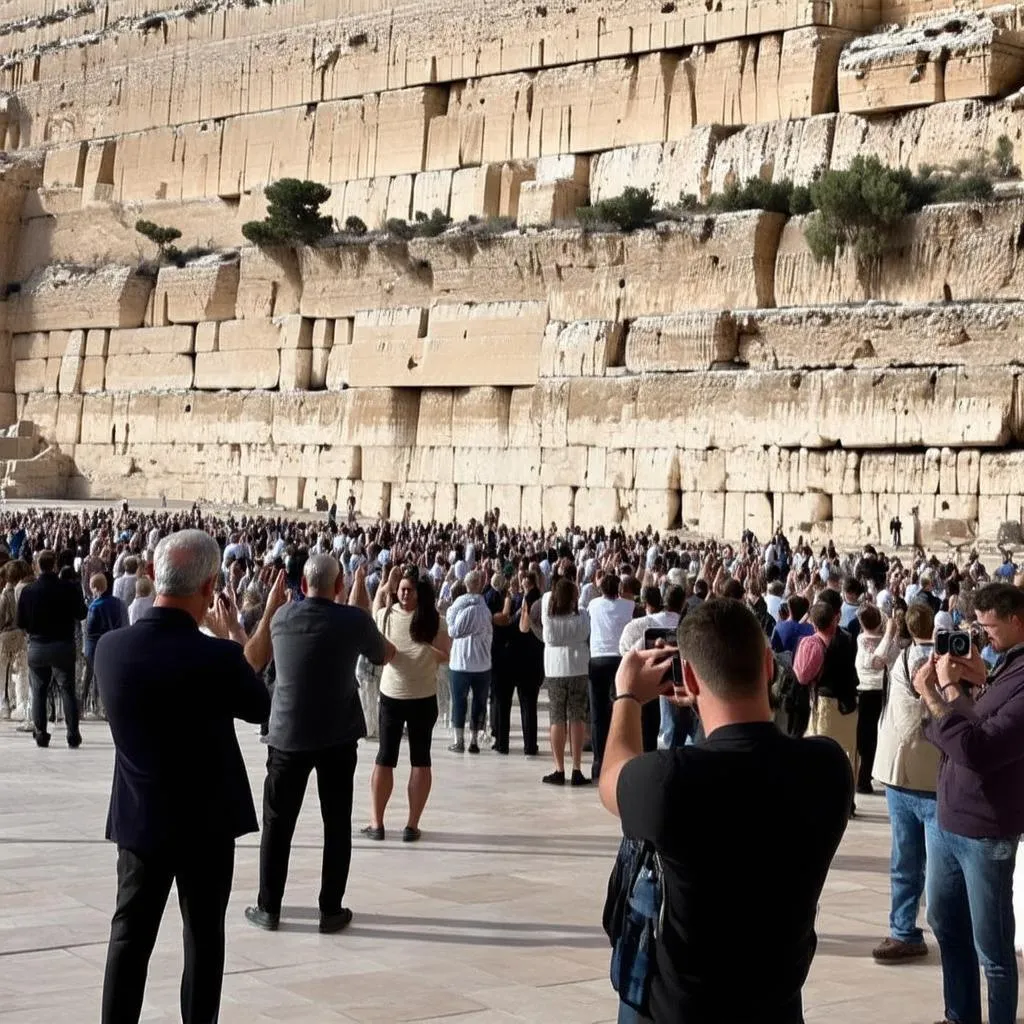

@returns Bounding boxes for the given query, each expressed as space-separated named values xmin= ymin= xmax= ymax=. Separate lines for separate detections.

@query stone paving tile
xmin=0 ymin=717 xmax=965 ymax=1023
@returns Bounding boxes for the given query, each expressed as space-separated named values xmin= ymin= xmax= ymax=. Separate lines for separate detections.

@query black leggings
xmin=493 ymin=674 xmax=542 ymax=754
xmin=856 ymin=689 xmax=884 ymax=789
xmin=376 ymin=694 xmax=439 ymax=768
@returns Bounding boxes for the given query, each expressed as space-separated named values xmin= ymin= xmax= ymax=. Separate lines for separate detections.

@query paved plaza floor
xmin=0 ymin=717 xmax=957 ymax=1023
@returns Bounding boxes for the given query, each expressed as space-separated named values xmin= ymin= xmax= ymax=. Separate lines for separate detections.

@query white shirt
xmin=129 ymin=594 xmax=154 ymax=625
xmin=765 ymin=594 xmax=784 ymax=622
xmin=445 ymin=593 xmax=493 ymax=672
xmin=588 ymin=597 xmax=636 ymax=658
xmin=620 ymin=611 xmax=681 ymax=655
xmin=579 ymin=581 xmax=599 ymax=610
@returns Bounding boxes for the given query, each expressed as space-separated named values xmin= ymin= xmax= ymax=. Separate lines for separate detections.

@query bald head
xmin=303 ymin=553 xmax=340 ymax=597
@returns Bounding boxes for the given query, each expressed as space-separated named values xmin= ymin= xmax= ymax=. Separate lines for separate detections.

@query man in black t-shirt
xmin=599 ymin=599 xmax=852 ymax=1024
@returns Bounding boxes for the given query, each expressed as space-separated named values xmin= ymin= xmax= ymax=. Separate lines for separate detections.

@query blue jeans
xmin=449 ymin=670 xmax=490 ymax=732
xmin=885 ymin=786 xmax=936 ymax=943
xmin=617 ymin=1001 xmax=651 ymax=1023
xmin=658 ymin=699 xmax=695 ymax=750
xmin=925 ymin=822 xmax=1019 ymax=1024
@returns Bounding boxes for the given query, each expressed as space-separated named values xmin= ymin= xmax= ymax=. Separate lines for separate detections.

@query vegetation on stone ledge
xmin=577 ymin=187 xmax=656 ymax=232
xmin=134 ymin=220 xmax=182 ymax=264
xmin=241 ymin=179 xmax=334 ymax=247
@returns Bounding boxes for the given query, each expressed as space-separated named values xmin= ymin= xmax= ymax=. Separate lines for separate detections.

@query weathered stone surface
xmin=194 ymin=351 xmax=279 ymax=390
xmin=155 ymin=260 xmax=240 ymax=324
xmin=539 ymin=321 xmax=624 ymax=377
xmin=625 ymin=312 xmax=738 ymax=372
xmin=104 ymin=354 xmax=195 ymax=392
xmin=107 ymin=326 xmax=195 ymax=357
xmin=9 ymin=266 xmax=152 ymax=333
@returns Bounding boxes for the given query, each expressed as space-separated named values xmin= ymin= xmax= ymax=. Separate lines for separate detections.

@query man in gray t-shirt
xmin=245 ymin=554 xmax=391 ymax=935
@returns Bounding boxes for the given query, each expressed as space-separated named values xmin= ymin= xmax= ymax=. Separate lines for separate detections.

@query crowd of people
xmin=2 ymin=500 xmax=1024 ymax=1024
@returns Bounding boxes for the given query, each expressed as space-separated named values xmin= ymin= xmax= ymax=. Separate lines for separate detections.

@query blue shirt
xmin=771 ymin=620 xmax=814 ymax=657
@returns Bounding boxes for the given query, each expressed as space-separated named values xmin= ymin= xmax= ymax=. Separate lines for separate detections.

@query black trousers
xmin=28 ymin=640 xmax=78 ymax=740
xmin=588 ymin=656 xmax=619 ymax=778
xmin=856 ymin=689 xmax=884 ymax=789
xmin=258 ymin=742 xmax=357 ymax=916
xmin=493 ymin=673 xmax=542 ymax=754
xmin=101 ymin=840 xmax=235 ymax=1024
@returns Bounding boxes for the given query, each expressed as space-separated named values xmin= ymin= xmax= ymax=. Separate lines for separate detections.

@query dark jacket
xmin=16 ymin=571 xmax=87 ymax=645
xmin=84 ymin=593 xmax=128 ymax=660
xmin=95 ymin=606 xmax=269 ymax=853
xmin=267 ymin=598 xmax=385 ymax=752
xmin=925 ymin=645 xmax=1024 ymax=839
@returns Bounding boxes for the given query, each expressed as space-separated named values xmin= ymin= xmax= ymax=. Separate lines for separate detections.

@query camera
xmin=644 ymin=628 xmax=682 ymax=686
xmin=935 ymin=629 xmax=971 ymax=658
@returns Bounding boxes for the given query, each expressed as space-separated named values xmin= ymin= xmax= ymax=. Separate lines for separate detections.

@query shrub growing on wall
xmin=242 ymin=179 xmax=334 ymax=247
xmin=135 ymin=220 xmax=182 ymax=263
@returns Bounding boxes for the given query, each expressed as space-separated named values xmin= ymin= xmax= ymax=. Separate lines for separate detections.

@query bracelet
xmin=612 ymin=693 xmax=641 ymax=706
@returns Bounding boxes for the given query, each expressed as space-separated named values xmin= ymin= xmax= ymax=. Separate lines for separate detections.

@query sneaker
xmin=319 ymin=908 xmax=353 ymax=934
xmin=244 ymin=906 xmax=279 ymax=932
xmin=872 ymin=937 xmax=928 ymax=963
xmin=447 ymin=742 xmax=465 ymax=754
xmin=468 ymin=741 xmax=480 ymax=754
xmin=542 ymin=770 xmax=565 ymax=786
xmin=570 ymin=770 xmax=591 ymax=787
xmin=402 ymin=826 xmax=422 ymax=843
xmin=360 ymin=825 xmax=385 ymax=841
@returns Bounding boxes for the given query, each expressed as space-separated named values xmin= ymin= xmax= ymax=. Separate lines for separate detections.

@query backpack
xmin=603 ymin=837 xmax=664 ymax=1015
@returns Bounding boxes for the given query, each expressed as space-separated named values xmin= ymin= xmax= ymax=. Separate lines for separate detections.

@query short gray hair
xmin=303 ymin=553 xmax=340 ymax=594
xmin=153 ymin=530 xmax=221 ymax=598
xmin=465 ymin=570 xmax=483 ymax=594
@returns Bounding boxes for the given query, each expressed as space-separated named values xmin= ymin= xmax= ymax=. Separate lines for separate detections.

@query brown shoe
xmin=872 ymin=936 xmax=928 ymax=962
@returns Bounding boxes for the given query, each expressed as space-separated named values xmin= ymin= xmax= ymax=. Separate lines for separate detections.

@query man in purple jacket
xmin=914 ymin=582 xmax=1024 ymax=1024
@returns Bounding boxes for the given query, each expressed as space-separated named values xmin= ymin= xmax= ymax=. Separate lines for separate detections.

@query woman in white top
xmin=362 ymin=569 xmax=449 ymax=843
xmin=538 ymin=578 xmax=591 ymax=787
xmin=128 ymin=575 xmax=155 ymax=625
xmin=854 ymin=604 xmax=901 ymax=795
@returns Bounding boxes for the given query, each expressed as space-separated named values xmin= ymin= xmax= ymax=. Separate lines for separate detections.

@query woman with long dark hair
xmin=362 ymin=568 xmax=449 ymax=842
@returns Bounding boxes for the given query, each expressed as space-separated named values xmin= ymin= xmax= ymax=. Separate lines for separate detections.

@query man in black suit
xmin=96 ymin=529 xmax=284 ymax=1024
xmin=16 ymin=548 xmax=87 ymax=747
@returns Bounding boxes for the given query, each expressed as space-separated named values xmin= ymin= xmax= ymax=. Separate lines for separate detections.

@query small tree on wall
xmin=135 ymin=219 xmax=183 ymax=263
xmin=242 ymin=179 xmax=334 ymax=247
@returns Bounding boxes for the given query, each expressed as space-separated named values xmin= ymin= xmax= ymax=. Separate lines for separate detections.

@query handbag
xmin=604 ymin=836 xmax=664 ymax=1016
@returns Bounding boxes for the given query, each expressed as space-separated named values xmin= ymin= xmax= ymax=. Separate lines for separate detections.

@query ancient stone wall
xmin=3 ymin=0 xmax=1024 ymax=543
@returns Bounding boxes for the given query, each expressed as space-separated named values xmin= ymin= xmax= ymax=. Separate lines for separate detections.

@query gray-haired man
xmin=246 ymin=553 xmax=394 ymax=934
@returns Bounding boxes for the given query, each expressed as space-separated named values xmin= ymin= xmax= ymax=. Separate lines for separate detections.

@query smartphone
xmin=644 ymin=628 xmax=682 ymax=686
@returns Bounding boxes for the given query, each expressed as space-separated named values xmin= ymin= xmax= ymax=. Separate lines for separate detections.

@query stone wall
xmin=3 ymin=0 xmax=1024 ymax=543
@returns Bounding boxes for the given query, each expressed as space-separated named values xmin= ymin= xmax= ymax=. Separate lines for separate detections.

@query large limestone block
xmin=342 ymin=388 xmax=421 ymax=447
xmin=776 ymin=201 xmax=1024 ymax=306
xmin=634 ymin=449 xmax=680 ymax=490
xmin=352 ymin=307 xmax=428 ymax=347
xmin=408 ymin=446 xmax=456 ymax=483
xmin=508 ymin=386 xmax=542 ymax=448
xmin=958 ymin=449 xmax=981 ymax=496
xmin=979 ymin=452 xmax=1024 ymax=494
xmin=316 ymin=445 xmax=362 ymax=480
xmin=625 ymin=313 xmax=738 ymax=372
xmin=517 ymin=180 xmax=589 ymax=228
xmin=573 ymin=367 xmax=1013 ymax=450
xmin=377 ymin=88 xmax=449 ymax=177
xmin=80 ymin=357 xmax=106 ymax=393
xmin=412 ymin=170 xmax=454 ymax=217
xmin=247 ymin=477 xmax=277 ymax=505
xmin=235 ymin=246 xmax=302 ymax=320
xmin=9 ymin=265 xmax=152 ymax=333
xmin=299 ymin=243 xmax=433 ymax=319
xmin=541 ymin=485 xmax=575 ymax=527
xmin=390 ymin=483 xmax=438 ymax=522
xmin=362 ymin=446 xmax=414 ymax=483
xmin=449 ymin=166 xmax=503 ymax=222
xmin=622 ymin=489 xmax=681 ymax=531
xmin=155 ymin=260 xmax=240 ymax=324
xmin=587 ymin=449 xmax=635 ymax=489
xmin=349 ymin=302 xmax=546 ymax=387
xmin=217 ymin=319 xmax=282 ymax=352
xmin=325 ymin=347 xmax=351 ymax=390
xmin=489 ymin=483 xmax=523 ymax=527
xmin=275 ymin=477 xmax=307 ymax=510
xmin=272 ymin=393 xmax=348 ymax=447
xmin=540 ymin=446 xmax=589 ymax=487
xmin=104 ymin=354 xmax=194 ymax=392
xmin=589 ymin=127 xmax=734 ymax=206
xmin=280 ymin=349 xmax=313 ymax=390
xmin=455 ymin=447 xmax=541 ymax=485
xmin=574 ymin=487 xmax=624 ymax=528
xmin=14 ymin=359 xmax=46 ymax=394
xmin=13 ymin=332 xmax=65 ymax=361
xmin=739 ymin=303 xmax=1024 ymax=369
xmin=416 ymin=389 xmax=455 ymax=447
xmin=451 ymin=386 xmax=512 ymax=448
xmin=107 ymin=326 xmax=195 ymax=356
xmin=456 ymin=483 xmax=489 ymax=522
xmin=539 ymin=321 xmax=624 ymax=377
xmin=193 ymin=351 xmax=279 ymax=390
xmin=707 ymin=116 xmax=836 ymax=194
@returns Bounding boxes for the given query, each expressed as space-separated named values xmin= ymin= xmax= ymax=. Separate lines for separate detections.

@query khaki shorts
xmin=546 ymin=675 xmax=589 ymax=725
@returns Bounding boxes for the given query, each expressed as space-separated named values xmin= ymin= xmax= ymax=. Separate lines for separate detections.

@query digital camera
xmin=935 ymin=629 xmax=971 ymax=658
